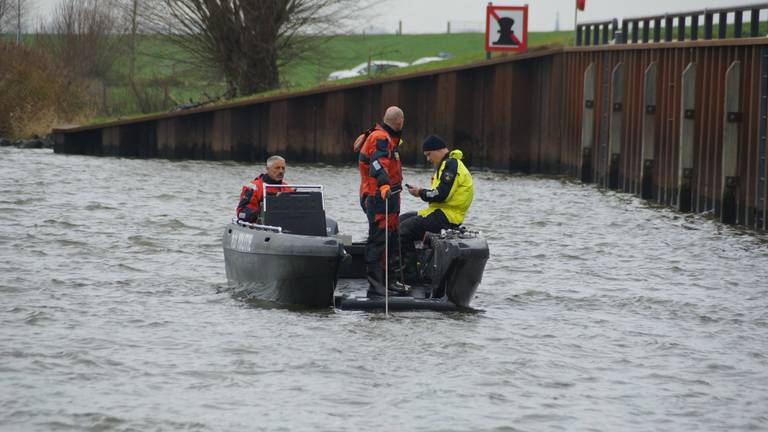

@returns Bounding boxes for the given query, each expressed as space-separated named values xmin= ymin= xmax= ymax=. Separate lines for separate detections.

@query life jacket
xmin=236 ymin=173 xmax=293 ymax=222
xmin=417 ymin=149 xmax=473 ymax=225
xmin=354 ymin=126 xmax=376 ymax=204
xmin=358 ymin=123 xmax=403 ymax=201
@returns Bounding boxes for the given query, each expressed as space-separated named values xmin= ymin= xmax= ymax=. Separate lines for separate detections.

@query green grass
xmin=92 ymin=31 xmax=573 ymax=119
xmin=286 ymin=31 xmax=572 ymax=85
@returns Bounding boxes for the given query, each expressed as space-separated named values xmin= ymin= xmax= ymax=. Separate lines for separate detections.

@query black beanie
xmin=422 ymin=135 xmax=447 ymax=152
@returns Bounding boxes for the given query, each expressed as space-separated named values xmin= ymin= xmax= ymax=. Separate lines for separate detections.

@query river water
xmin=1 ymin=147 xmax=767 ymax=431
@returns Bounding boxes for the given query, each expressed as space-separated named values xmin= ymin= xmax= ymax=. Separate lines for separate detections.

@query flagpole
xmin=573 ymin=5 xmax=578 ymax=46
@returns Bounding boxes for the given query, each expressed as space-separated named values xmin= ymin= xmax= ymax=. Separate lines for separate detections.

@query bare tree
xmin=0 ymin=0 xmax=9 ymax=33
xmin=153 ymin=0 xmax=364 ymax=97
xmin=0 ymin=0 xmax=31 ymax=41
xmin=36 ymin=0 xmax=127 ymax=81
xmin=121 ymin=0 xmax=168 ymax=113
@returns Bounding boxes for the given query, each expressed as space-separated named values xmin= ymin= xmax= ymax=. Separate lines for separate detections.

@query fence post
xmin=641 ymin=62 xmax=657 ymax=199
xmin=576 ymin=25 xmax=583 ymax=46
xmin=718 ymin=12 xmax=728 ymax=39
xmin=704 ymin=12 xmax=713 ymax=39
xmin=631 ymin=20 xmax=639 ymax=43
xmin=642 ymin=19 xmax=649 ymax=43
xmin=678 ymin=63 xmax=696 ymax=212
xmin=721 ymin=61 xmax=741 ymax=224
xmin=691 ymin=15 xmax=699 ymax=40
xmin=751 ymin=9 xmax=760 ymax=37
xmin=580 ymin=63 xmax=596 ymax=183
xmin=609 ymin=62 xmax=625 ymax=189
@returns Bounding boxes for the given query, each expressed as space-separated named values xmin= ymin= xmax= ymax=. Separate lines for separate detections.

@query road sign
xmin=485 ymin=4 xmax=528 ymax=53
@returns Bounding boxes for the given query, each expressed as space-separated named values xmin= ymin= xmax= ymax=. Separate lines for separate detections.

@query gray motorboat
xmin=222 ymin=186 xmax=346 ymax=307
xmin=223 ymin=186 xmax=490 ymax=310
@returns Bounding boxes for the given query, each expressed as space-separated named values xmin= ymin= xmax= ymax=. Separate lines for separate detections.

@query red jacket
xmin=236 ymin=174 xmax=293 ymax=222
xmin=358 ymin=123 xmax=403 ymax=202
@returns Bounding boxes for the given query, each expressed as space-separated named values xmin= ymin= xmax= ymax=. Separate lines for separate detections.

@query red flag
xmin=576 ymin=0 xmax=585 ymax=11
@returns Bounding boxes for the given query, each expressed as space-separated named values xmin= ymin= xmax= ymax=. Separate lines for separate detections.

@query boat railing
xmin=263 ymin=184 xmax=324 ymax=212
xmin=233 ymin=218 xmax=283 ymax=233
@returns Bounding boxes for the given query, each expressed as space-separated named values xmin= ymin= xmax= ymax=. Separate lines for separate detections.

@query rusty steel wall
xmin=53 ymin=51 xmax=564 ymax=173
xmin=53 ymin=40 xmax=768 ymax=230
xmin=561 ymin=40 xmax=768 ymax=230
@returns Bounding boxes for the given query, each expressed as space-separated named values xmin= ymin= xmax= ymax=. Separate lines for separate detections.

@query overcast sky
xmin=29 ymin=0 xmax=762 ymax=33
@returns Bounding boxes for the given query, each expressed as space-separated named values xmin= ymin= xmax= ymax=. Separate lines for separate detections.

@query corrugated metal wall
xmin=560 ymin=41 xmax=767 ymax=229
xmin=53 ymin=40 xmax=768 ymax=230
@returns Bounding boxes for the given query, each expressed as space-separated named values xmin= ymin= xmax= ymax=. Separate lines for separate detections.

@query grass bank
xmin=93 ymin=31 xmax=573 ymax=121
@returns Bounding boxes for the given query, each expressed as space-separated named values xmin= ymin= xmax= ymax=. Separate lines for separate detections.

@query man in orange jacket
xmin=357 ymin=106 xmax=409 ymax=297
xmin=236 ymin=155 xmax=292 ymax=223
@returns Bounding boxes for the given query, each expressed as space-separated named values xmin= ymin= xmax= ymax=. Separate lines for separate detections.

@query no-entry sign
xmin=485 ymin=4 xmax=528 ymax=53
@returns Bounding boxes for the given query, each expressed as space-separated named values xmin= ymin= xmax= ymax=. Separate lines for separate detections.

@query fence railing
xmin=576 ymin=2 xmax=768 ymax=46
xmin=575 ymin=19 xmax=617 ymax=46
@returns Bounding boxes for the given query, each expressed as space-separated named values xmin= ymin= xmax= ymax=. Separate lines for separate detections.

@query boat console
xmin=259 ymin=185 xmax=328 ymax=237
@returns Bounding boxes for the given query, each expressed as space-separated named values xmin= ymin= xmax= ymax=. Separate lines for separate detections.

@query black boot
xmin=367 ymin=267 xmax=409 ymax=298
xmin=400 ymin=249 xmax=420 ymax=284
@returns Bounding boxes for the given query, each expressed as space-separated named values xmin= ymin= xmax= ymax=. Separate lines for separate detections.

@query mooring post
xmin=608 ymin=62 xmax=625 ymax=190
xmin=678 ymin=62 xmax=696 ymax=212
xmin=721 ymin=61 xmax=741 ymax=225
xmin=641 ymin=62 xmax=657 ymax=199
xmin=580 ymin=63 xmax=596 ymax=183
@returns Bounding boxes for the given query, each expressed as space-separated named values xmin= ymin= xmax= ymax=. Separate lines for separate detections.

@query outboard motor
xmin=417 ymin=228 xmax=489 ymax=307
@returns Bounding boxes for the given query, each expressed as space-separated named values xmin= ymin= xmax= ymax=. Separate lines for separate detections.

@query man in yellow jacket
xmin=400 ymin=134 xmax=474 ymax=280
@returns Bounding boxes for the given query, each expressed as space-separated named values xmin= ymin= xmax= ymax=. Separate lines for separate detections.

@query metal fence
xmin=577 ymin=2 xmax=768 ymax=46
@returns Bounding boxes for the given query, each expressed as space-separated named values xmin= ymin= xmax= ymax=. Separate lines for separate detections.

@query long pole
xmin=573 ymin=5 xmax=578 ymax=46
xmin=384 ymin=195 xmax=389 ymax=316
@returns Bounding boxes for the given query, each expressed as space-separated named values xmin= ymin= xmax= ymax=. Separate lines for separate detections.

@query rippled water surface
xmin=1 ymin=147 xmax=767 ymax=431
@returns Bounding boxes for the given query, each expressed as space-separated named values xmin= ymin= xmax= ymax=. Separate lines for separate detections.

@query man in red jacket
xmin=236 ymin=155 xmax=292 ymax=223
xmin=357 ymin=106 xmax=409 ymax=297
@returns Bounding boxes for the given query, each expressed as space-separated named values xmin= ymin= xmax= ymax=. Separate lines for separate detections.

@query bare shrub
xmin=0 ymin=41 xmax=94 ymax=138
xmin=36 ymin=0 xmax=127 ymax=83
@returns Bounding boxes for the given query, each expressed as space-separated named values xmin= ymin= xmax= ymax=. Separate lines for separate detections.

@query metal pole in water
xmin=384 ymin=194 xmax=389 ymax=316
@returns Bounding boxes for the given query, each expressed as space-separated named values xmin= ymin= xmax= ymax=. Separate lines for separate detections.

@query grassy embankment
xmin=93 ymin=31 xmax=573 ymax=122
xmin=88 ymin=21 xmax=768 ymax=123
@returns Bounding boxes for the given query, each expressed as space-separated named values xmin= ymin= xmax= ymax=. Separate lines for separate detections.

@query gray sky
xmin=29 ymin=0 xmax=762 ymax=33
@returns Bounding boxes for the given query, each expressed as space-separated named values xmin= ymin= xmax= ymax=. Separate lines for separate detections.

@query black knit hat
xmin=422 ymin=134 xmax=447 ymax=152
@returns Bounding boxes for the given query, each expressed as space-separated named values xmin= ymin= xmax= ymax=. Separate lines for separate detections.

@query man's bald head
xmin=383 ymin=106 xmax=404 ymax=131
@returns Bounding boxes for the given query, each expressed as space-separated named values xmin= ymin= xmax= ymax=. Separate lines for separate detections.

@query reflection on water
xmin=1 ymin=147 xmax=767 ymax=431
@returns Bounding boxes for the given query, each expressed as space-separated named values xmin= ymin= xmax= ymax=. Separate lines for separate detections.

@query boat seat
xmin=262 ymin=191 xmax=327 ymax=236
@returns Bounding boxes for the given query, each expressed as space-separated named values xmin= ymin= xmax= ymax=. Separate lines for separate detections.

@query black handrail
xmin=575 ymin=2 xmax=768 ymax=46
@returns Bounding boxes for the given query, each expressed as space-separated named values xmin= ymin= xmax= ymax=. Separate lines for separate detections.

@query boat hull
xmin=223 ymin=223 xmax=344 ymax=307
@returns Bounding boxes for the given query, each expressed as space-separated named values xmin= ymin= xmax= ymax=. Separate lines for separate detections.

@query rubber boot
xmin=366 ymin=267 xmax=387 ymax=297
xmin=400 ymin=249 xmax=419 ymax=284
xmin=367 ymin=267 xmax=408 ymax=298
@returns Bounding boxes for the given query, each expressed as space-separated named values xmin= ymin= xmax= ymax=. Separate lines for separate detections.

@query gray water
xmin=1 ymin=147 xmax=767 ymax=432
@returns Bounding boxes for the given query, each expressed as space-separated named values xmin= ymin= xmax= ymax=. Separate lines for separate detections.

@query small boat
xmin=222 ymin=186 xmax=346 ymax=307
xmin=222 ymin=186 xmax=489 ymax=310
